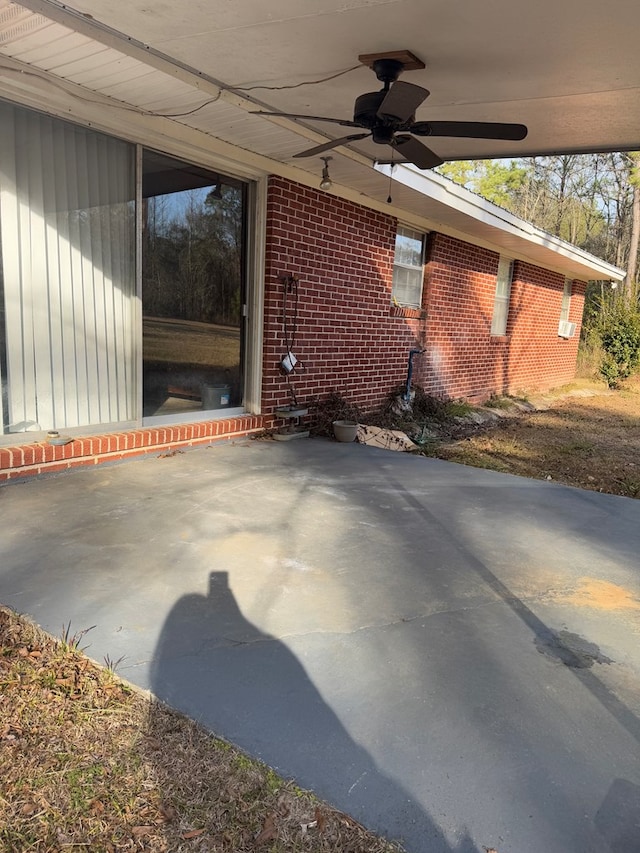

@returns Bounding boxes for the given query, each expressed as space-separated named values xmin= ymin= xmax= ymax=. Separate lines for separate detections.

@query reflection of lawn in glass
xmin=143 ymin=317 xmax=240 ymax=369
xmin=142 ymin=317 xmax=241 ymax=416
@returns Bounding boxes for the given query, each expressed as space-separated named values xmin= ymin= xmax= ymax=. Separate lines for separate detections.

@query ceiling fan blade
xmin=391 ymin=135 xmax=443 ymax=169
xmin=251 ymin=110 xmax=359 ymax=129
xmin=292 ymin=133 xmax=371 ymax=158
xmin=377 ymin=81 xmax=430 ymax=123
xmin=411 ymin=120 xmax=528 ymax=141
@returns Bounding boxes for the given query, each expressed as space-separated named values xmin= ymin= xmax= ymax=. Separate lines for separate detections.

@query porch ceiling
xmin=0 ymin=0 xmax=634 ymax=280
xmin=13 ymin=0 xmax=640 ymax=162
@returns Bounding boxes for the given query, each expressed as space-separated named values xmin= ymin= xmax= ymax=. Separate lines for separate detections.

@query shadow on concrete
xmin=150 ymin=570 xmax=483 ymax=853
xmin=595 ymin=779 xmax=640 ymax=853
xmin=382 ymin=469 xmax=640 ymax=747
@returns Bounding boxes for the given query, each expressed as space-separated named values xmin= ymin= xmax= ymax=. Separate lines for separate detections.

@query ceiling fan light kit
xmin=252 ymin=51 xmax=528 ymax=170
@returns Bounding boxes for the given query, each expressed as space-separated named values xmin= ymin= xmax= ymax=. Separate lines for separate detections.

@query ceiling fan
xmin=252 ymin=54 xmax=527 ymax=170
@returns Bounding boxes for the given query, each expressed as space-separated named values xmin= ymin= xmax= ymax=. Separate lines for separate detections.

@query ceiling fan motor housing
xmin=353 ymin=91 xmax=413 ymax=130
xmin=353 ymin=91 xmax=385 ymax=127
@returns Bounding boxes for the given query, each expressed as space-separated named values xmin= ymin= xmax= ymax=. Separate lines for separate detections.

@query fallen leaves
xmin=315 ymin=806 xmax=327 ymax=833
xmin=89 ymin=799 xmax=105 ymax=815
xmin=132 ymin=825 xmax=155 ymax=839
xmin=159 ymin=803 xmax=178 ymax=823
xmin=1 ymin=721 xmax=23 ymax=741
xmin=18 ymin=644 xmax=43 ymax=658
xmin=1 ymin=606 xmax=403 ymax=853
xmin=182 ymin=828 xmax=206 ymax=840
xmin=254 ymin=813 xmax=278 ymax=845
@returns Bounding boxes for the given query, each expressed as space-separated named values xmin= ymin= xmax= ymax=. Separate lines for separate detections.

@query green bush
xmin=597 ymin=302 xmax=640 ymax=387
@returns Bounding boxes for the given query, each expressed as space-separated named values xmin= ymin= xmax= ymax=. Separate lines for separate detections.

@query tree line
xmin=438 ymin=153 xmax=640 ymax=386
xmin=439 ymin=153 xmax=640 ymax=293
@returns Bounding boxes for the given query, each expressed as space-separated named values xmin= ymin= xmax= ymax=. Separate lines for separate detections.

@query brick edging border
xmin=0 ymin=415 xmax=273 ymax=481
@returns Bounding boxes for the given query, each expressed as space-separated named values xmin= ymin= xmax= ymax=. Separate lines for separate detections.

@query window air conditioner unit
xmin=558 ymin=320 xmax=576 ymax=338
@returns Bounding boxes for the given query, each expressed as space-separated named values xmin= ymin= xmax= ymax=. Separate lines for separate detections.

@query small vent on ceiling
xmin=0 ymin=5 xmax=51 ymax=47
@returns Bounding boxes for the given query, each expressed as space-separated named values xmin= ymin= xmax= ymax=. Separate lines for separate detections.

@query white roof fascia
xmin=376 ymin=163 xmax=625 ymax=282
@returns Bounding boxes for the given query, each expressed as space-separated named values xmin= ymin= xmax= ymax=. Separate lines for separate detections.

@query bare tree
xmin=625 ymin=153 xmax=640 ymax=300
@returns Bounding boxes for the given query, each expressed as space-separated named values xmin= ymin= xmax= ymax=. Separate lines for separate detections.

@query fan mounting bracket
xmin=358 ymin=50 xmax=425 ymax=74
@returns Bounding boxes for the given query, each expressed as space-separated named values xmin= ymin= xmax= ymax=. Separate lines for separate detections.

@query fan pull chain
xmin=387 ymin=161 xmax=395 ymax=204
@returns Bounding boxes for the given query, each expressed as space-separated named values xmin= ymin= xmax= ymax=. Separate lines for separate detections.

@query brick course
xmin=264 ymin=177 xmax=426 ymax=414
xmin=422 ymin=234 xmax=585 ymax=401
xmin=0 ymin=415 xmax=271 ymax=481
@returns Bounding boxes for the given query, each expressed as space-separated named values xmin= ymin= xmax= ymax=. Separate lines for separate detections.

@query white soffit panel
xmin=0 ymin=0 xmax=310 ymax=166
xmin=0 ymin=0 xmax=628 ymax=280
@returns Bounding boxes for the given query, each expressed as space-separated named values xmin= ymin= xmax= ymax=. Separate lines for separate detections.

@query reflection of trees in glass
xmin=143 ymin=185 xmax=243 ymax=326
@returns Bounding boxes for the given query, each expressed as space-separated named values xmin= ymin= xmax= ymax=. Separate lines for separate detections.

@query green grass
xmin=442 ymin=399 xmax=473 ymax=418
xmin=484 ymin=396 xmax=515 ymax=410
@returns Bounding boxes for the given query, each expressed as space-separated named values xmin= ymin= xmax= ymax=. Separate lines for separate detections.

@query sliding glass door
xmin=0 ymin=103 xmax=250 ymax=437
xmin=142 ymin=151 xmax=245 ymax=419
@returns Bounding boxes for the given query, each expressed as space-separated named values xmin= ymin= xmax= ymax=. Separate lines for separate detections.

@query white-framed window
xmin=560 ymin=278 xmax=572 ymax=322
xmin=557 ymin=278 xmax=576 ymax=337
xmin=490 ymin=256 xmax=514 ymax=336
xmin=392 ymin=225 xmax=426 ymax=308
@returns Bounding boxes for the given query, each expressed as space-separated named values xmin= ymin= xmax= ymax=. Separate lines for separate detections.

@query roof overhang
xmin=375 ymin=164 xmax=626 ymax=282
xmin=16 ymin=0 xmax=639 ymax=162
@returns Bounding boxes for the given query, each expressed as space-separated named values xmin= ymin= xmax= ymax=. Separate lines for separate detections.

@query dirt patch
xmin=429 ymin=376 xmax=640 ymax=498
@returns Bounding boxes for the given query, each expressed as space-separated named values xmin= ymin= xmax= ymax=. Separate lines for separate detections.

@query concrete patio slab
xmin=1 ymin=438 xmax=640 ymax=853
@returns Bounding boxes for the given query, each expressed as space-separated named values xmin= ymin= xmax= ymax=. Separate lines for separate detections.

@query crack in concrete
xmin=147 ymin=590 xmax=576 ymax=662
xmin=194 ymin=596 xmax=527 ymax=650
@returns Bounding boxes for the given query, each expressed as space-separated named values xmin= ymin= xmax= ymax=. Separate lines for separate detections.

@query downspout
xmin=404 ymin=348 xmax=425 ymax=401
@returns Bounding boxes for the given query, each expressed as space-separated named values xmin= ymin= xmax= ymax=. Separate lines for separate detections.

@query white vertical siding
xmin=0 ymin=102 xmax=136 ymax=433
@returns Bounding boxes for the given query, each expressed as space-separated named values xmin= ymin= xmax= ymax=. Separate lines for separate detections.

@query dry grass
xmin=306 ymin=380 xmax=640 ymax=499
xmin=143 ymin=317 xmax=240 ymax=369
xmin=0 ymin=607 xmax=402 ymax=853
xmin=431 ymin=376 xmax=640 ymax=498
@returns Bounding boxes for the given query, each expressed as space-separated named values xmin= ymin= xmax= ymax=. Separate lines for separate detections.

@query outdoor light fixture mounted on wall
xmin=319 ymin=156 xmax=333 ymax=191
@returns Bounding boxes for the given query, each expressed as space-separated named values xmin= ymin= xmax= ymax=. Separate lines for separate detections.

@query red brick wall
xmin=263 ymin=177 xmax=424 ymax=413
xmin=421 ymin=233 xmax=586 ymax=402
xmin=263 ymin=177 xmax=586 ymax=412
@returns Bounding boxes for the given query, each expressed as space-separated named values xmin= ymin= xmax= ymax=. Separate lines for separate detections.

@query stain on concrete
xmin=563 ymin=578 xmax=640 ymax=612
xmin=535 ymin=629 xmax=614 ymax=669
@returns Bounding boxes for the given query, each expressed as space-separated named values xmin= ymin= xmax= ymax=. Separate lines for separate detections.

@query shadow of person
xmin=149 ymin=571 xmax=480 ymax=853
